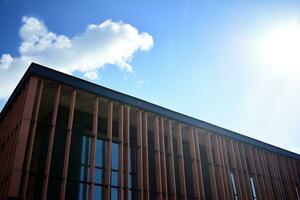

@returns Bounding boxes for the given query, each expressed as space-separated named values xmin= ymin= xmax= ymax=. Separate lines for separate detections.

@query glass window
xmin=249 ymin=176 xmax=257 ymax=200
xmin=230 ymin=172 xmax=238 ymax=200
xmin=93 ymin=185 xmax=102 ymax=199
xmin=112 ymin=143 xmax=118 ymax=170
xmin=111 ymin=188 xmax=118 ymax=200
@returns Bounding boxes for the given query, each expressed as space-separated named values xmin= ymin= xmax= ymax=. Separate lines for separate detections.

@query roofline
xmin=1 ymin=62 xmax=300 ymax=160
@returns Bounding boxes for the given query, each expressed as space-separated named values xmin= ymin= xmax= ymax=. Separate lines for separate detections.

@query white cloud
xmin=0 ymin=16 xmax=153 ymax=99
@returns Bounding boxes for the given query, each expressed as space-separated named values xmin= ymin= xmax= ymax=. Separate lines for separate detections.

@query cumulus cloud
xmin=0 ymin=16 xmax=153 ymax=99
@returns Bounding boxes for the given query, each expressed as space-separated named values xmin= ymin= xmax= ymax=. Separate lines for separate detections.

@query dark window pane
xmin=95 ymin=168 xmax=102 ymax=184
xmin=111 ymin=188 xmax=118 ymax=199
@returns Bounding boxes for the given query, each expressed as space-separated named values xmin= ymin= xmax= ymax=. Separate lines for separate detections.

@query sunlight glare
xmin=259 ymin=23 xmax=300 ymax=72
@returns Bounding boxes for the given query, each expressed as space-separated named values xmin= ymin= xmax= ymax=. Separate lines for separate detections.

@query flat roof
xmin=1 ymin=62 xmax=300 ymax=160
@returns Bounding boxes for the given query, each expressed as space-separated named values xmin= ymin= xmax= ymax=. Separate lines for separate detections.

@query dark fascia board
xmin=1 ymin=62 xmax=300 ymax=160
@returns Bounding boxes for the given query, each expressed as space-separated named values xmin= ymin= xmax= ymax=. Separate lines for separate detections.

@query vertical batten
xmin=124 ymin=107 xmax=130 ymax=200
xmin=217 ymin=136 xmax=230 ymax=200
xmin=142 ymin=112 xmax=150 ymax=200
xmin=7 ymin=77 xmax=38 ymax=198
xmin=88 ymin=97 xmax=99 ymax=200
xmin=205 ymin=133 xmax=218 ymax=200
xmin=5 ymin=83 xmax=27 ymax=197
xmin=153 ymin=116 xmax=163 ymax=200
xmin=41 ymin=85 xmax=61 ymax=200
xmin=21 ymin=80 xmax=44 ymax=199
xmin=240 ymin=144 xmax=255 ymax=200
xmin=259 ymin=150 xmax=274 ymax=199
xmin=159 ymin=118 xmax=168 ymax=199
xmin=104 ymin=101 xmax=113 ymax=200
xmin=188 ymin=128 xmax=200 ymax=199
xmin=221 ymin=138 xmax=234 ymax=200
xmin=136 ymin=111 xmax=143 ymax=199
xmin=176 ymin=123 xmax=187 ymax=200
xmin=166 ymin=121 xmax=177 ymax=199
xmin=229 ymin=140 xmax=242 ymax=199
xmin=194 ymin=130 xmax=205 ymax=199
xmin=213 ymin=136 xmax=226 ymax=200
xmin=233 ymin=142 xmax=249 ymax=200
xmin=118 ymin=105 xmax=124 ymax=200
xmin=254 ymin=148 xmax=268 ymax=199
xmin=59 ymin=89 xmax=76 ymax=200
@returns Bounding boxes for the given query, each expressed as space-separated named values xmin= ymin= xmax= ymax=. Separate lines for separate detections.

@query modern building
xmin=0 ymin=63 xmax=299 ymax=200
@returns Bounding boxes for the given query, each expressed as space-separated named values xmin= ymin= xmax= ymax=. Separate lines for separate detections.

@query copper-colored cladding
xmin=142 ymin=112 xmax=150 ymax=200
xmin=123 ymin=106 xmax=130 ymax=200
xmin=188 ymin=128 xmax=200 ymax=199
xmin=59 ymin=89 xmax=77 ymax=200
xmin=41 ymin=85 xmax=61 ymax=200
xmin=247 ymin=146 xmax=262 ymax=199
xmin=1 ymin=74 xmax=300 ymax=200
xmin=227 ymin=139 xmax=242 ymax=198
xmin=21 ymin=80 xmax=44 ymax=199
xmin=194 ymin=130 xmax=205 ymax=199
xmin=176 ymin=123 xmax=187 ymax=199
xmin=159 ymin=118 xmax=168 ymax=199
xmin=211 ymin=135 xmax=226 ymax=200
xmin=166 ymin=121 xmax=177 ymax=199
xmin=153 ymin=116 xmax=163 ymax=200
xmin=239 ymin=143 xmax=254 ymax=199
xmin=88 ymin=97 xmax=99 ymax=200
xmin=1 ymin=79 xmax=25 ymax=199
xmin=233 ymin=141 xmax=249 ymax=200
xmin=221 ymin=137 xmax=234 ymax=200
xmin=7 ymin=77 xmax=38 ymax=198
xmin=136 ymin=110 xmax=143 ymax=199
xmin=118 ymin=105 xmax=124 ymax=200
xmin=104 ymin=101 xmax=113 ymax=200
xmin=217 ymin=136 xmax=230 ymax=200
xmin=204 ymin=133 xmax=218 ymax=200
xmin=282 ymin=156 xmax=295 ymax=199
xmin=258 ymin=150 xmax=273 ymax=199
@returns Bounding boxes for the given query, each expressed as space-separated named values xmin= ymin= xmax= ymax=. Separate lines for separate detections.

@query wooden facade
xmin=0 ymin=64 xmax=300 ymax=200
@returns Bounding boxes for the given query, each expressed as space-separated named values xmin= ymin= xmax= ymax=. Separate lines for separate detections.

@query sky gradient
xmin=1 ymin=0 xmax=300 ymax=153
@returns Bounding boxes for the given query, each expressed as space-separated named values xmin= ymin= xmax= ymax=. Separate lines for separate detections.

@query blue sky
xmin=1 ymin=0 xmax=300 ymax=153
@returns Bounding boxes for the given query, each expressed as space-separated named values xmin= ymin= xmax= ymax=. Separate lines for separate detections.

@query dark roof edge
xmin=1 ymin=62 xmax=300 ymax=160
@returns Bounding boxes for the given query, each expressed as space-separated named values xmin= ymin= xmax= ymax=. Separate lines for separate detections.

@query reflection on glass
xmin=249 ymin=176 xmax=257 ymax=200
xmin=230 ymin=172 xmax=238 ymax=200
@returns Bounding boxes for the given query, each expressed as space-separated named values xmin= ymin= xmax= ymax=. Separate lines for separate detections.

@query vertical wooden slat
xmin=123 ymin=107 xmax=130 ymax=200
xmin=166 ymin=121 xmax=176 ymax=199
xmin=280 ymin=156 xmax=294 ymax=199
xmin=104 ymin=101 xmax=113 ymax=200
xmin=118 ymin=105 xmax=124 ymax=200
xmin=286 ymin=158 xmax=297 ymax=199
xmin=205 ymin=133 xmax=218 ymax=200
xmin=188 ymin=128 xmax=200 ymax=199
xmin=269 ymin=153 xmax=284 ymax=199
xmin=142 ymin=112 xmax=149 ymax=200
xmin=7 ymin=77 xmax=38 ymax=198
xmin=88 ymin=97 xmax=99 ymax=200
xmin=273 ymin=154 xmax=286 ymax=199
xmin=213 ymin=135 xmax=226 ymax=200
xmin=21 ymin=80 xmax=44 ymax=199
xmin=229 ymin=140 xmax=242 ymax=199
xmin=194 ymin=130 xmax=205 ymax=200
xmin=240 ymin=144 xmax=255 ymax=200
xmin=153 ymin=116 xmax=162 ymax=200
xmin=217 ymin=136 xmax=230 ymax=200
xmin=136 ymin=111 xmax=143 ymax=200
xmin=259 ymin=150 xmax=274 ymax=199
xmin=59 ymin=89 xmax=76 ymax=200
xmin=221 ymin=138 xmax=234 ymax=200
xmin=159 ymin=118 xmax=168 ymax=199
xmin=40 ymin=85 xmax=61 ymax=200
xmin=176 ymin=123 xmax=187 ymax=200
xmin=233 ymin=142 xmax=249 ymax=200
